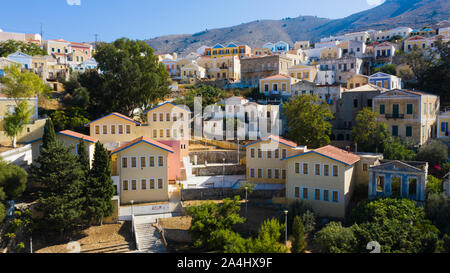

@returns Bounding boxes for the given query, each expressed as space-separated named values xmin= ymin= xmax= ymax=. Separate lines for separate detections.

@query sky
xmin=0 ymin=0 xmax=385 ymax=43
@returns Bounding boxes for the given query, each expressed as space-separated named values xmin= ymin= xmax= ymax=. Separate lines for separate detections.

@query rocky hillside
xmin=146 ymin=0 xmax=450 ymax=55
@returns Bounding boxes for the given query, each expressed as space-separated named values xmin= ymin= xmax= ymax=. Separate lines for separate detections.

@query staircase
xmin=81 ymin=243 xmax=131 ymax=253
xmin=134 ymin=220 xmax=167 ymax=253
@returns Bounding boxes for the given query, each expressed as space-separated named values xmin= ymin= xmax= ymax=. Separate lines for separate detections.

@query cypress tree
xmin=77 ymin=138 xmax=90 ymax=174
xmin=30 ymin=141 xmax=85 ymax=233
xmin=85 ymin=142 xmax=115 ymax=225
xmin=292 ymin=215 xmax=306 ymax=253
xmin=42 ymin=118 xmax=56 ymax=150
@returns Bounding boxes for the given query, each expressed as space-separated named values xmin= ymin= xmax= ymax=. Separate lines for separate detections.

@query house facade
xmin=204 ymin=43 xmax=251 ymax=59
xmin=240 ymin=55 xmax=293 ymax=87
xmin=369 ymin=72 xmax=402 ymax=90
xmin=368 ymin=160 xmax=428 ymax=202
xmin=284 ymin=145 xmax=361 ymax=219
xmin=317 ymin=56 xmax=364 ymax=85
xmin=373 ymin=89 xmax=439 ymax=146
xmin=288 ymin=64 xmax=317 ymax=82
xmin=259 ymin=74 xmax=299 ymax=97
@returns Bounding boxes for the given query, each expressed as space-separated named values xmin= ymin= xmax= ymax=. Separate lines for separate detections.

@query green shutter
xmin=407 ymin=104 xmax=413 ymax=115
xmin=392 ymin=125 xmax=398 ymax=136
xmin=380 ymin=104 xmax=385 ymax=114
xmin=406 ymin=126 xmax=412 ymax=137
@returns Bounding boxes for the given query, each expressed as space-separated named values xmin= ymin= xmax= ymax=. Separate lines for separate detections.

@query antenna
xmin=40 ymin=23 xmax=43 ymax=40
xmin=94 ymin=34 xmax=99 ymax=49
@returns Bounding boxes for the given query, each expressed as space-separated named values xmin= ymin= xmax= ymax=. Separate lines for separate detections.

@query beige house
xmin=27 ymin=130 xmax=97 ymax=166
xmin=259 ymin=74 xmax=300 ymax=96
xmin=346 ymin=74 xmax=369 ymax=89
xmin=437 ymin=110 xmax=450 ymax=142
xmin=288 ymin=64 xmax=317 ymax=82
xmin=197 ymin=55 xmax=241 ymax=81
xmin=284 ymin=145 xmax=361 ymax=219
xmin=373 ymin=89 xmax=439 ymax=146
xmin=295 ymin=41 xmax=310 ymax=50
xmin=111 ymin=136 xmax=173 ymax=205
xmin=180 ymin=62 xmax=206 ymax=81
xmin=244 ymin=135 xmax=306 ymax=185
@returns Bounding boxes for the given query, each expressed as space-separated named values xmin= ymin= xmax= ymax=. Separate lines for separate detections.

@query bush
xmin=313 ymin=222 xmax=357 ymax=253
xmin=426 ymin=175 xmax=443 ymax=196
xmin=415 ymin=141 xmax=448 ymax=171
xmin=292 ymin=216 xmax=306 ymax=253
xmin=301 ymin=210 xmax=316 ymax=234
xmin=286 ymin=200 xmax=313 ymax=233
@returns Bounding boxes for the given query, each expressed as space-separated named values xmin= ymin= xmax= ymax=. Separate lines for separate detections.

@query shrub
xmin=313 ymin=222 xmax=357 ymax=253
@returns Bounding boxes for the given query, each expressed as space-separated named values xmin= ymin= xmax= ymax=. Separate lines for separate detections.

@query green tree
xmin=85 ymin=142 xmax=115 ymax=225
xmin=0 ymin=64 xmax=49 ymax=102
xmin=371 ymin=63 xmax=397 ymax=75
xmin=50 ymin=107 xmax=90 ymax=134
xmin=88 ymin=38 xmax=170 ymax=116
xmin=424 ymin=193 xmax=450 ymax=235
xmin=77 ymin=138 xmax=90 ymax=174
xmin=313 ymin=222 xmax=357 ymax=253
xmin=291 ymin=216 xmax=306 ymax=253
xmin=248 ymin=218 xmax=288 ymax=253
xmin=0 ymin=160 xmax=28 ymax=200
xmin=187 ymin=196 xmax=245 ymax=249
xmin=415 ymin=140 xmax=448 ymax=172
xmin=301 ymin=210 xmax=316 ymax=234
xmin=30 ymin=141 xmax=85 ymax=233
xmin=426 ymin=175 xmax=443 ymax=196
xmin=383 ymin=138 xmax=415 ymax=161
xmin=0 ymin=40 xmax=46 ymax=57
xmin=3 ymin=100 xmax=32 ymax=147
xmin=283 ymin=94 xmax=334 ymax=148
xmin=42 ymin=118 xmax=56 ymax=150
xmin=352 ymin=108 xmax=386 ymax=152
xmin=287 ymin=200 xmax=313 ymax=233
xmin=70 ymin=87 xmax=90 ymax=109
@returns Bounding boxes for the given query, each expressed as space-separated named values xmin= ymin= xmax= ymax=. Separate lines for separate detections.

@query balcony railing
xmin=385 ymin=114 xmax=405 ymax=119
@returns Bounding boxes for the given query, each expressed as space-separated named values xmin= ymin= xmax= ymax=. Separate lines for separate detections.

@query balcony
xmin=384 ymin=114 xmax=405 ymax=119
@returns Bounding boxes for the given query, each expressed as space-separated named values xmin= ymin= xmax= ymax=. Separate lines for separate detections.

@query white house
xmin=369 ymin=72 xmax=402 ymax=90
xmin=7 ymin=52 xmax=32 ymax=70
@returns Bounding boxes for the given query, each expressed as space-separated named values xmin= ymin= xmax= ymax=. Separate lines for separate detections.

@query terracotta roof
xmin=262 ymin=74 xmax=291 ymax=80
xmin=243 ymin=135 xmax=297 ymax=148
xmin=58 ymin=130 xmax=98 ymax=143
xmin=110 ymin=136 xmax=174 ymax=155
xmin=85 ymin=112 xmax=141 ymax=126
xmin=313 ymin=145 xmax=360 ymax=165
xmin=407 ymin=36 xmax=426 ymax=41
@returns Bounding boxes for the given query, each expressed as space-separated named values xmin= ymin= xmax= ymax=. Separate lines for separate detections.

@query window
xmin=150 ymin=179 xmax=155 ymax=189
xmin=267 ymin=169 xmax=272 ymax=179
xmin=126 ymin=125 xmax=131 ymax=134
xmin=153 ymin=113 xmax=157 ymax=122
xmin=314 ymin=189 xmax=321 ymax=200
xmin=267 ymin=150 xmax=272 ymax=159
xmin=141 ymin=179 xmax=147 ymax=190
xmin=140 ymin=157 xmax=146 ymax=168
xmin=363 ymin=164 xmax=368 ymax=172
xmin=376 ymin=176 xmax=384 ymax=192
xmin=324 ymin=165 xmax=330 ymax=176
xmin=391 ymin=177 xmax=401 ymax=197
xmin=95 ymin=125 xmax=100 ymax=135
xmin=122 ymin=157 xmax=128 ymax=168
xmin=303 ymin=163 xmax=308 ymax=175
xmin=166 ymin=129 xmax=171 ymax=138
xmin=282 ymin=149 xmax=287 ymax=159
xmin=131 ymin=180 xmax=137 ymax=190
xmin=153 ymin=129 xmax=157 ymax=138
xmin=332 ymin=191 xmax=339 ymax=202
xmin=408 ymin=178 xmax=417 ymax=197
xmin=333 ymin=165 xmax=338 ymax=176
xmin=353 ymin=99 xmax=358 ymax=108
xmin=118 ymin=125 xmax=124 ymax=134
xmin=180 ymin=113 xmax=184 ymax=121
xmin=159 ymin=113 xmax=164 ymax=121
xmin=173 ymin=114 xmax=177 ymax=121
xmin=123 ymin=180 xmax=129 ymax=191
xmin=250 ymin=148 xmax=255 ymax=158
xmin=380 ymin=104 xmax=385 ymax=115
xmin=274 ymin=169 xmax=280 ymax=179
xmin=166 ymin=113 xmax=171 ymax=122
xmin=158 ymin=156 xmax=164 ymax=167
xmin=295 ymin=163 xmax=300 ymax=174
xmin=158 ymin=179 xmax=163 ymax=189
xmin=111 ymin=125 xmax=116 ymax=134
xmin=131 ymin=157 xmax=137 ymax=168
xmin=250 ymin=168 xmax=255 ymax=178
xmin=160 ymin=129 xmax=164 ymax=138
xmin=407 ymin=104 xmax=413 ymax=115
xmin=302 ymin=188 xmax=308 ymax=199
xmin=275 ymin=149 xmax=279 ymax=159
xmin=295 ymin=187 xmax=300 ymax=198
xmin=282 ymin=169 xmax=286 ymax=179
xmin=258 ymin=149 xmax=262 ymax=158
xmin=257 ymin=169 xmax=263 ymax=178
xmin=392 ymin=125 xmax=398 ymax=137
xmin=323 ymin=190 xmax=329 ymax=201
xmin=406 ymin=126 xmax=412 ymax=137
xmin=315 ymin=164 xmax=321 ymax=176
xmin=102 ymin=125 xmax=108 ymax=134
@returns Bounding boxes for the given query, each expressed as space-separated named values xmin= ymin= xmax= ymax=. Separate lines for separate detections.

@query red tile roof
xmin=262 ymin=74 xmax=291 ymax=80
xmin=58 ymin=130 xmax=98 ymax=143
xmin=244 ymin=135 xmax=297 ymax=148
xmin=111 ymin=136 xmax=174 ymax=155
xmin=85 ymin=112 xmax=141 ymax=126
xmin=313 ymin=145 xmax=360 ymax=165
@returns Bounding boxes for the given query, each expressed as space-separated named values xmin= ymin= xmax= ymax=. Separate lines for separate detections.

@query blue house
xmin=368 ymin=160 xmax=428 ymax=202
xmin=7 ymin=51 xmax=32 ymax=70
xmin=369 ymin=72 xmax=403 ymax=90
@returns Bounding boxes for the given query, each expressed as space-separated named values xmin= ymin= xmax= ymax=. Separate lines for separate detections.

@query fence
xmin=181 ymin=188 xmax=282 ymax=201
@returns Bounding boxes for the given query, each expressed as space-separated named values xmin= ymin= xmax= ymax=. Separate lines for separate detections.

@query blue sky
xmin=0 ymin=0 xmax=384 ymax=43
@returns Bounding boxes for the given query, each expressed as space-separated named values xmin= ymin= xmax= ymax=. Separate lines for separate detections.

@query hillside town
xmin=0 ymin=14 xmax=450 ymax=255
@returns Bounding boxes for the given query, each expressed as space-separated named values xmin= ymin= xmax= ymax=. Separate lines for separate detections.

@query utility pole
xmin=94 ymin=34 xmax=99 ymax=49
xmin=40 ymin=23 xmax=43 ymax=41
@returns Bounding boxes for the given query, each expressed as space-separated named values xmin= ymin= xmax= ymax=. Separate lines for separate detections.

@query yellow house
xmin=244 ymin=135 xmax=306 ymax=184
xmin=346 ymin=74 xmax=369 ymax=89
xmin=320 ymin=47 xmax=342 ymax=59
xmin=437 ymin=110 xmax=450 ymax=142
xmin=180 ymin=62 xmax=206 ymax=80
xmin=284 ymin=145 xmax=361 ymax=219
xmin=373 ymin=89 xmax=439 ymax=146
xmin=27 ymin=130 xmax=97 ymax=166
xmin=86 ymin=112 xmax=143 ymax=151
xmin=204 ymin=43 xmax=251 ymax=59
xmin=287 ymin=64 xmax=317 ymax=82
xmin=295 ymin=41 xmax=310 ymax=50
xmin=110 ymin=136 xmax=173 ymax=205
xmin=259 ymin=74 xmax=300 ymax=96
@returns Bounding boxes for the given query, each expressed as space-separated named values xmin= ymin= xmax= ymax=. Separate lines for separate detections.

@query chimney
xmin=346 ymin=146 xmax=350 ymax=153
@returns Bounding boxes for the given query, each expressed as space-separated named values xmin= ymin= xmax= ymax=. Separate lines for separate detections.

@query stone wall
xmin=189 ymin=150 xmax=245 ymax=165
xmin=193 ymin=164 xmax=245 ymax=176
xmin=181 ymin=188 xmax=282 ymax=201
